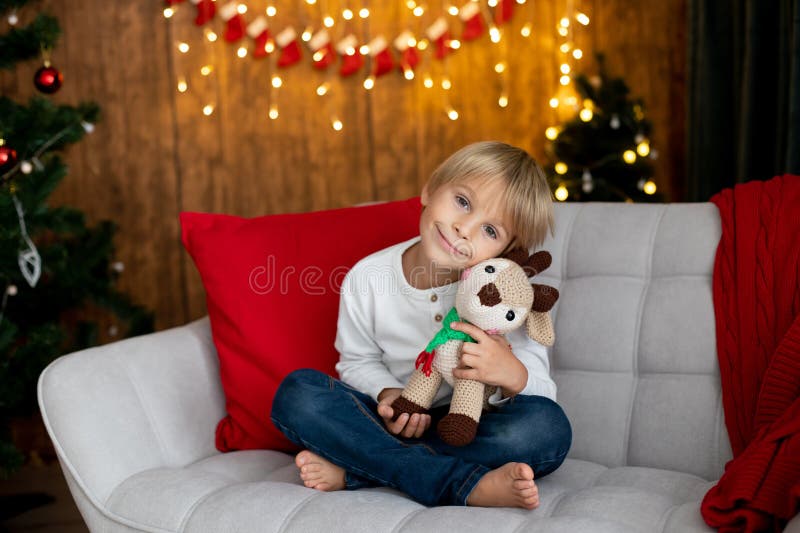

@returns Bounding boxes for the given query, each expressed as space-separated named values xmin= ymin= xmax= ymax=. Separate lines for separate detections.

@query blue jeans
xmin=270 ymin=368 xmax=572 ymax=507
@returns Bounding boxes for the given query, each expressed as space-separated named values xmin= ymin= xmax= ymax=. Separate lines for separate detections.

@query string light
xmin=545 ymin=127 xmax=559 ymax=140
xmin=177 ymin=78 xmax=188 ymax=93
xmin=423 ymin=75 xmax=434 ymax=88
xmin=266 ymin=5 xmax=277 ymax=16
xmin=203 ymin=104 xmax=215 ymax=116
xmin=359 ymin=8 xmax=370 ymax=18
xmin=323 ymin=16 xmax=335 ymax=28
xmin=302 ymin=28 xmax=313 ymax=41
xmin=498 ymin=95 xmax=509 ymax=108
xmin=555 ymin=162 xmax=568 ymax=174
xmin=489 ymin=26 xmax=501 ymax=43
xmin=559 ymin=75 xmax=570 ymax=85
xmin=572 ymin=48 xmax=583 ymax=59
xmin=576 ymin=12 xmax=590 ymax=25
xmin=623 ymin=150 xmax=637 ymax=164
xmin=237 ymin=46 xmax=248 ymax=58
xmin=560 ymin=43 xmax=571 ymax=53
xmin=316 ymin=82 xmax=330 ymax=96
xmin=448 ymin=5 xmax=459 ymax=15
xmin=178 ymin=42 xmax=190 ymax=53
xmin=637 ymin=141 xmax=651 ymax=157
xmin=520 ymin=23 xmax=532 ymax=37
xmin=560 ymin=63 xmax=570 ymax=74
xmin=269 ymin=105 xmax=279 ymax=120
xmin=441 ymin=78 xmax=452 ymax=90
xmin=555 ymin=184 xmax=569 ymax=201
xmin=163 ymin=7 xmax=175 ymax=18
xmin=449 ymin=39 xmax=461 ymax=50
xmin=363 ymin=76 xmax=375 ymax=90
xmin=359 ymin=44 xmax=370 ymax=55
xmin=271 ymin=76 xmax=283 ymax=88
xmin=200 ymin=65 xmax=213 ymax=76
xmin=205 ymin=29 xmax=218 ymax=42
xmin=549 ymin=98 xmax=559 ymax=108
xmin=494 ymin=62 xmax=506 ymax=73
xmin=332 ymin=118 xmax=343 ymax=131
xmin=579 ymin=108 xmax=593 ymax=121
xmin=643 ymin=180 xmax=657 ymax=195
xmin=237 ymin=4 xmax=247 ymax=14
xmin=404 ymin=69 xmax=415 ymax=80
xmin=447 ymin=108 xmax=459 ymax=120
xmin=343 ymin=8 xmax=353 ymax=19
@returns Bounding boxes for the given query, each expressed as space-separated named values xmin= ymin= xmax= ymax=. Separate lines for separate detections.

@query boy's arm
xmin=334 ymin=271 xmax=404 ymax=401
xmin=501 ymin=327 xmax=557 ymax=401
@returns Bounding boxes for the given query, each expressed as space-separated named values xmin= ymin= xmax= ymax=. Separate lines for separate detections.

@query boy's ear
xmin=420 ymin=182 xmax=430 ymax=206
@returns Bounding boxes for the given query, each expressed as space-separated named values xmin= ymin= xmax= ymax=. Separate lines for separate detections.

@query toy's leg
xmin=390 ymin=368 xmax=443 ymax=420
xmin=437 ymin=378 xmax=484 ymax=446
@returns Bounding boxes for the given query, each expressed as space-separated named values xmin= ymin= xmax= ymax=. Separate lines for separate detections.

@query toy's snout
xmin=477 ymin=283 xmax=500 ymax=306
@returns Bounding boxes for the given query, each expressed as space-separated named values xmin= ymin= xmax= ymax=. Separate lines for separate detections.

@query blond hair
xmin=426 ymin=141 xmax=554 ymax=250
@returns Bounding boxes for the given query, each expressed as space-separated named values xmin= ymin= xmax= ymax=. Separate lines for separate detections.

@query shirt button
xmin=430 ymin=294 xmax=438 ymax=302
xmin=434 ymin=314 xmax=443 ymax=322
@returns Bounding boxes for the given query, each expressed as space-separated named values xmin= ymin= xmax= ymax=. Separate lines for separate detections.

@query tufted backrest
xmin=539 ymin=203 xmax=732 ymax=481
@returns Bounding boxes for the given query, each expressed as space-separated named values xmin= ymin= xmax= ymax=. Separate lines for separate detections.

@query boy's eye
xmin=483 ymin=225 xmax=498 ymax=239
xmin=455 ymin=195 xmax=470 ymax=210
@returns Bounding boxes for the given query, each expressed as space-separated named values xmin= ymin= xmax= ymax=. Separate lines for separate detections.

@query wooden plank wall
xmin=1 ymin=0 xmax=686 ymax=330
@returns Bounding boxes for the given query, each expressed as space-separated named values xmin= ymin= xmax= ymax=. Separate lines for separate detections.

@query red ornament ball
xmin=34 ymin=65 xmax=64 ymax=94
xmin=0 ymin=145 xmax=18 ymax=173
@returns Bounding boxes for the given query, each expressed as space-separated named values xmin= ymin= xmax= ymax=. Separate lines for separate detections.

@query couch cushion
xmin=543 ymin=203 xmax=732 ymax=481
xmin=104 ymin=452 xmax=715 ymax=533
xmin=180 ymin=198 xmax=421 ymax=453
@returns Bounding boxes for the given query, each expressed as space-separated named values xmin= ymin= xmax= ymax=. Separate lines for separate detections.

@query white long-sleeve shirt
xmin=334 ymin=237 xmax=557 ymax=407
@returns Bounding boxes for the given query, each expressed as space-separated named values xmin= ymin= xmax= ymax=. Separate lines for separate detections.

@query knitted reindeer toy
xmin=391 ymin=249 xmax=559 ymax=446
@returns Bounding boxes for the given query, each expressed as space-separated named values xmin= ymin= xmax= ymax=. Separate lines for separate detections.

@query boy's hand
xmin=450 ymin=322 xmax=528 ymax=397
xmin=377 ymin=388 xmax=432 ymax=438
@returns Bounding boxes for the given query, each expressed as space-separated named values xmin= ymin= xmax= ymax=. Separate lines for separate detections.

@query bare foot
xmin=466 ymin=462 xmax=539 ymax=509
xmin=295 ymin=450 xmax=346 ymax=491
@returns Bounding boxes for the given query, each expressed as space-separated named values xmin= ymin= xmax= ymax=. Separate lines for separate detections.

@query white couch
xmin=38 ymin=203 xmax=800 ymax=532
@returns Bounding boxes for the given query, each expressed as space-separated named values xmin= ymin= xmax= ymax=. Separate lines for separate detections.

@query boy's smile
xmin=403 ymin=177 xmax=515 ymax=289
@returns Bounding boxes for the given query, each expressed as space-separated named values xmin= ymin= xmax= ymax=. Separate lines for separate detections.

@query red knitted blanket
xmin=701 ymin=175 xmax=800 ymax=532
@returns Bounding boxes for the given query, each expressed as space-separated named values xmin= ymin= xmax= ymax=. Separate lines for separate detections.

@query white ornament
xmin=112 ymin=261 xmax=125 ymax=273
xmin=12 ymin=195 xmax=41 ymax=288
xmin=635 ymin=132 xmax=644 ymax=144
xmin=637 ymin=178 xmax=646 ymax=191
xmin=20 ymin=161 xmax=33 ymax=174
xmin=8 ymin=11 xmax=18 ymax=25
xmin=650 ymin=149 xmax=659 ymax=160
xmin=6 ymin=285 xmax=17 ymax=296
xmin=581 ymin=169 xmax=594 ymax=193
xmin=610 ymin=115 xmax=620 ymax=129
xmin=81 ymin=121 xmax=95 ymax=133
xmin=108 ymin=325 xmax=119 ymax=336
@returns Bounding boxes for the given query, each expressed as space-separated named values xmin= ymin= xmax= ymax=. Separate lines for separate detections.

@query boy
xmin=271 ymin=141 xmax=572 ymax=509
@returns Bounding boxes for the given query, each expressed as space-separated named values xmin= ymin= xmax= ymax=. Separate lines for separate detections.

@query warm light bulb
xmin=643 ymin=180 xmax=657 ymax=195
xmin=566 ymin=96 xmax=577 ymax=106
xmin=404 ymin=69 xmax=415 ymax=80
xmin=555 ymin=184 xmax=569 ymax=201
xmin=494 ymin=62 xmax=506 ymax=73
xmin=579 ymin=108 xmax=593 ymax=122
xmin=560 ymin=43 xmax=571 ymax=53
xmin=448 ymin=5 xmax=459 ymax=15
xmin=177 ymin=78 xmax=188 ymax=92
xmin=423 ymin=76 xmax=434 ymax=88
xmin=313 ymin=51 xmax=325 ymax=62
xmin=178 ymin=42 xmax=190 ymax=53
xmin=268 ymin=106 xmax=279 ymax=119
xmin=266 ymin=5 xmax=277 ymax=16
xmin=200 ymin=65 xmax=213 ymax=76
xmin=163 ymin=7 xmax=175 ymax=18
xmin=572 ymin=48 xmax=583 ymax=59
xmin=555 ymin=162 xmax=568 ymax=174
xmin=306 ymin=0 xmax=317 ymax=4
xmin=449 ymin=39 xmax=461 ymax=49
xmin=203 ymin=104 xmax=214 ymax=116
xmin=488 ymin=0 xmax=498 ymax=6
xmin=343 ymin=8 xmax=353 ymax=19
xmin=560 ymin=63 xmax=570 ymax=74
xmin=447 ymin=108 xmax=459 ymax=120
xmin=363 ymin=76 xmax=375 ymax=90
xmin=441 ymin=78 xmax=452 ymax=90
xmin=498 ymin=95 xmax=509 ymax=108
xmin=332 ymin=119 xmax=343 ymax=131
xmin=545 ymin=127 xmax=559 ymax=140
xmin=408 ymin=38 xmax=417 ymax=47
xmin=407 ymin=0 xmax=417 ymax=8
xmin=560 ymin=75 xmax=570 ymax=85
xmin=576 ymin=12 xmax=590 ymax=25
xmin=302 ymin=29 xmax=312 ymax=41
xmin=557 ymin=26 xmax=568 ymax=37
xmin=359 ymin=8 xmax=370 ymax=18
xmin=345 ymin=46 xmax=356 ymax=55
xmin=560 ymin=17 xmax=570 ymax=27
xmin=206 ymin=30 xmax=218 ymax=42
xmin=489 ymin=27 xmax=501 ymax=43
xmin=583 ymin=99 xmax=595 ymax=110
xmin=237 ymin=46 xmax=247 ymax=58
xmin=549 ymin=98 xmax=559 ymax=108
xmin=237 ymin=4 xmax=247 ymax=14
xmin=623 ymin=150 xmax=637 ymax=164
xmin=637 ymin=141 xmax=651 ymax=157
xmin=359 ymin=45 xmax=370 ymax=55
xmin=272 ymin=76 xmax=283 ymax=88
xmin=265 ymin=41 xmax=275 ymax=53
xmin=417 ymin=39 xmax=429 ymax=51
xmin=520 ymin=23 xmax=532 ymax=37
xmin=413 ymin=6 xmax=424 ymax=16
xmin=323 ymin=16 xmax=335 ymax=28
xmin=316 ymin=82 xmax=330 ymax=96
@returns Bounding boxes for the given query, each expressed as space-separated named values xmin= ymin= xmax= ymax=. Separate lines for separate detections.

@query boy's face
xmin=418 ymin=177 xmax=514 ymax=270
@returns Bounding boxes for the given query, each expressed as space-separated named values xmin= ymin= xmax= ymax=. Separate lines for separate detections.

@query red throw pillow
xmin=181 ymin=198 xmax=421 ymax=452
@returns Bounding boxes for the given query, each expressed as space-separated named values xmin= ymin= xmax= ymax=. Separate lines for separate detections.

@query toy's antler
xmin=502 ymin=248 xmax=560 ymax=346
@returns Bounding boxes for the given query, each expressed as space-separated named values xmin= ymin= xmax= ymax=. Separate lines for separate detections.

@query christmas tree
xmin=545 ymin=54 xmax=663 ymax=202
xmin=0 ymin=0 xmax=153 ymax=478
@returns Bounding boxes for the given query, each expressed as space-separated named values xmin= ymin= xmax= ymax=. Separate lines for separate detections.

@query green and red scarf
xmin=415 ymin=307 xmax=476 ymax=376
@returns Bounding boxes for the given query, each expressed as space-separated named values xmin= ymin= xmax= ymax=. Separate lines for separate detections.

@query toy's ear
xmin=526 ymin=311 xmax=555 ymax=346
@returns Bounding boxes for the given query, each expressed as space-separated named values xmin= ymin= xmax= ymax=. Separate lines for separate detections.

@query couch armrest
xmin=38 ymin=317 xmax=225 ymax=506
xmin=786 ymin=513 xmax=800 ymax=533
